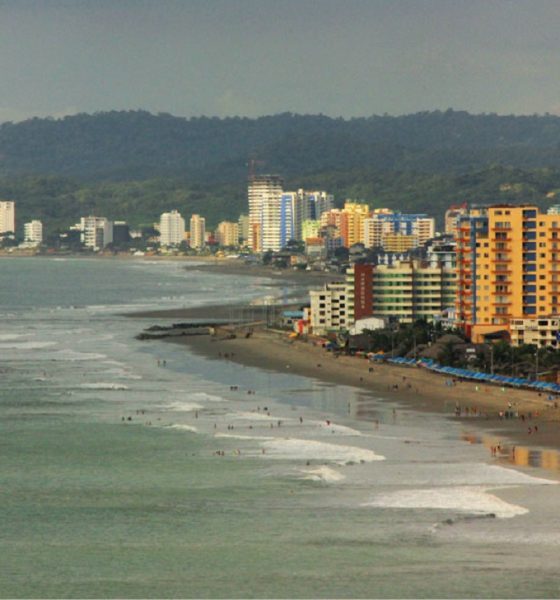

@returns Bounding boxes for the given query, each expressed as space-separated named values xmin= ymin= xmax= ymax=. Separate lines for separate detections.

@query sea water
xmin=1 ymin=257 xmax=560 ymax=599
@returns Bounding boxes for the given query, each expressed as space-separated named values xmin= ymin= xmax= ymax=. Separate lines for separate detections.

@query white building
xmin=23 ymin=220 xmax=43 ymax=245
xmin=309 ymin=281 xmax=352 ymax=335
xmin=160 ymin=210 xmax=185 ymax=246
xmin=248 ymin=175 xmax=283 ymax=251
xmin=189 ymin=214 xmax=206 ymax=250
xmin=80 ymin=216 xmax=113 ymax=251
xmin=261 ymin=196 xmax=282 ymax=252
xmin=0 ymin=201 xmax=15 ymax=234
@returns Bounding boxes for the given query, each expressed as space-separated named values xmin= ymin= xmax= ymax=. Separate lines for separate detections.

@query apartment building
xmin=309 ymin=281 xmax=352 ymax=335
xmin=0 ymin=201 xmax=15 ymax=234
xmin=160 ymin=210 xmax=185 ymax=246
xmin=455 ymin=204 xmax=560 ymax=342
xmin=248 ymin=175 xmax=283 ymax=251
xmin=23 ymin=220 xmax=43 ymax=245
xmin=369 ymin=260 xmax=456 ymax=323
xmin=363 ymin=210 xmax=435 ymax=250
xmin=80 ymin=216 xmax=113 ymax=251
xmin=509 ymin=317 xmax=560 ymax=349
xmin=215 ymin=221 xmax=239 ymax=247
xmin=189 ymin=214 xmax=206 ymax=250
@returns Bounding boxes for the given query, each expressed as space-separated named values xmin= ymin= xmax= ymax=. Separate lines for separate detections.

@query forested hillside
xmin=4 ymin=110 xmax=560 ymax=237
xmin=4 ymin=166 xmax=560 ymax=238
xmin=3 ymin=110 xmax=560 ymax=180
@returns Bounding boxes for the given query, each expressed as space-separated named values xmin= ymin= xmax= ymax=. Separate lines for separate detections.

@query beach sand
xmin=164 ymin=325 xmax=560 ymax=457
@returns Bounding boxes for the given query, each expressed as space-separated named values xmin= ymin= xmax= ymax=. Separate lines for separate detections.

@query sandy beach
xmin=155 ymin=323 xmax=560 ymax=464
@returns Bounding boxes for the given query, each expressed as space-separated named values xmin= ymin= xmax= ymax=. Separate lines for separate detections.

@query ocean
xmin=1 ymin=257 xmax=560 ymax=599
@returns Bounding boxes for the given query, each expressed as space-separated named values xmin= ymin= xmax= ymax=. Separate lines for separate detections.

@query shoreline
xmin=154 ymin=324 xmax=560 ymax=470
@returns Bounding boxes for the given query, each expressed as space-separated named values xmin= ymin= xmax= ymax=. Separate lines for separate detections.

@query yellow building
xmin=342 ymin=202 xmax=369 ymax=247
xmin=382 ymin=233 xmax=416 ymax=253
xmin=216 ymin=221 xmax=240 ymax=247
xmin=456 ymin=204 xmax=560 ymax=343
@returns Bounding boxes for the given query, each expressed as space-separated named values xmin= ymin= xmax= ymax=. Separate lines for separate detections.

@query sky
xmin=1 ymin=0 xmax=560 ymax=123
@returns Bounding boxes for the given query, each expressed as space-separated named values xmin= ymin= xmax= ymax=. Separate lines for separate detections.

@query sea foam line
xmin=362 ymin=486 xmax=529 ymax=519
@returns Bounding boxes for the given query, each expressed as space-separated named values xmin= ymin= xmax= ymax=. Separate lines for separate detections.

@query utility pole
xmin=535 ymin=346 xmax=539 ymax=381
xmin=490 ymin=344 xmax=494 ymax=375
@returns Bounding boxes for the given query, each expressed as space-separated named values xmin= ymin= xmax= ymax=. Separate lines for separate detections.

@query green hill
xmin=3 ymin=110 xmax=560 ymax=181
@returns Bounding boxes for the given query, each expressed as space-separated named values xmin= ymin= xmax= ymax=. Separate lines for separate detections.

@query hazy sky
xmin=1 ymin=0 xmax=560 ymax=122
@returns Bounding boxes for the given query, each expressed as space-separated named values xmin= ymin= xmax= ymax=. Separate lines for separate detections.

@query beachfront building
xmin=189 ymin=214 xmax=206 ymax=250
xmin=455 ymin=204 xmax=560 ymax=343
xmin=79 ymin=216 xmax=113 ymax=251
xmin=23 ymin=220 xmax=43 ymax=245
xmin=215 ymin=221 xmax=239 ymax=247
xmin=509 ymin=317 xmax=560 ymax=348
xmin=0 ymin=200 xmax=15 ymax=235
xmin=160 ymin=210 xmax=185 ymax=247
xmin=248 ymin=174 xmax=283 ymax=252
xmin=343 ymin=260 xmax=456 ymax=324
xmin=309 ymin=281 xmax=352 ymax=335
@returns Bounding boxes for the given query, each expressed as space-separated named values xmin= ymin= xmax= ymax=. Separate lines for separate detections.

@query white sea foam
xmin=166 ymin=401 xmax=204 ymax=412
xmin=0 ymin=334 xmax=23 ymax=341
xmin=226 ymin=411 xmax=287 ymax=422
xmin=79 ymin=383 xmax=129 ymax=391
xmin=298 ymin=465 xmax=346 ymax=483
xmin=50 ymin=350 xmax=107 ymax=361
xmin=362 ymin=486 xmax=529 ymax=519
xmin=0 ymin=341 xmax=56 ymax=350
xmin=311 ymin=421 xmax=363 ymax=436
xmin=260 ymin=438 xmax=384 ymax=464
xmin=189 ymin=392 xmax=226 ymax=403
xmin=214 ymin=433 xmax=275 ymax=441
xmin=169 ymin=424 xmax=198 ymax=433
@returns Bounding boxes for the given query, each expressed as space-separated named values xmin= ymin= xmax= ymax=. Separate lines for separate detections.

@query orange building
xmin=456 ymin=204 xmax=560 ymax=343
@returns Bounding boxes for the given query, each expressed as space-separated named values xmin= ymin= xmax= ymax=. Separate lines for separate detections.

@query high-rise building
xmin=370 ymin=260 xmax=456 ymax=323
xmin=160 ymin=210 xmax=185 ymax=246
xmin=0 ymin=201 xmax=15 ymax=234
xmin=260 ymin=195 xmax=282 ymax=252
xmin=445 ymin=204 xmax=468 ymax=236
xmin=216 ymin=221 xmax=239 ymax=247
xmin=80 ymin=216 xmax=113 ymax=251
xmin=23 ymin=220 xmax=43 ymax=245
xmin=455 ymin=204 xmax=560 ymax=343
xmin=308 ymin=191 xmax=334 ymax=220
xmin=189 ymin=214 xmax=206 ymax=250
xmin=238 ymin=214 xmax=250 ymax=246
xmin=248 ymin=175 xmax=283 ymax=251
xmin=342 ymin=202 xmax=370 ymax=247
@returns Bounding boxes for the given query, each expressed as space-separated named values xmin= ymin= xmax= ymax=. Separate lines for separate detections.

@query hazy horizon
xmin=2 ymin=0 xmax=560 ymax=123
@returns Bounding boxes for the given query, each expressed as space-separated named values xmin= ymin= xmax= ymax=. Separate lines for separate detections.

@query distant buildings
xmin=23 ymin=220 xmax=43 ymax=246
xmin=248 ymin=175 xmax=283 ymax=252
xmin=0 ymin=201 xmax=15 ymax=235
xmin=160 ymin=210 xmax=185 ymax=247
xmin=80 ymin=216 xmax=113 ymax=251
xmin=216 ymin=221 xmax=239 ymax=247
xmin=363 ymin=210 xmax=435 ymax=250
xmin=189 ymin=214 xmax=206 ymax=250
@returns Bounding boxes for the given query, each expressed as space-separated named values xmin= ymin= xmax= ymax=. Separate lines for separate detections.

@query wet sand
xmin=165 ymin=326 xmax=560 ymax=456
